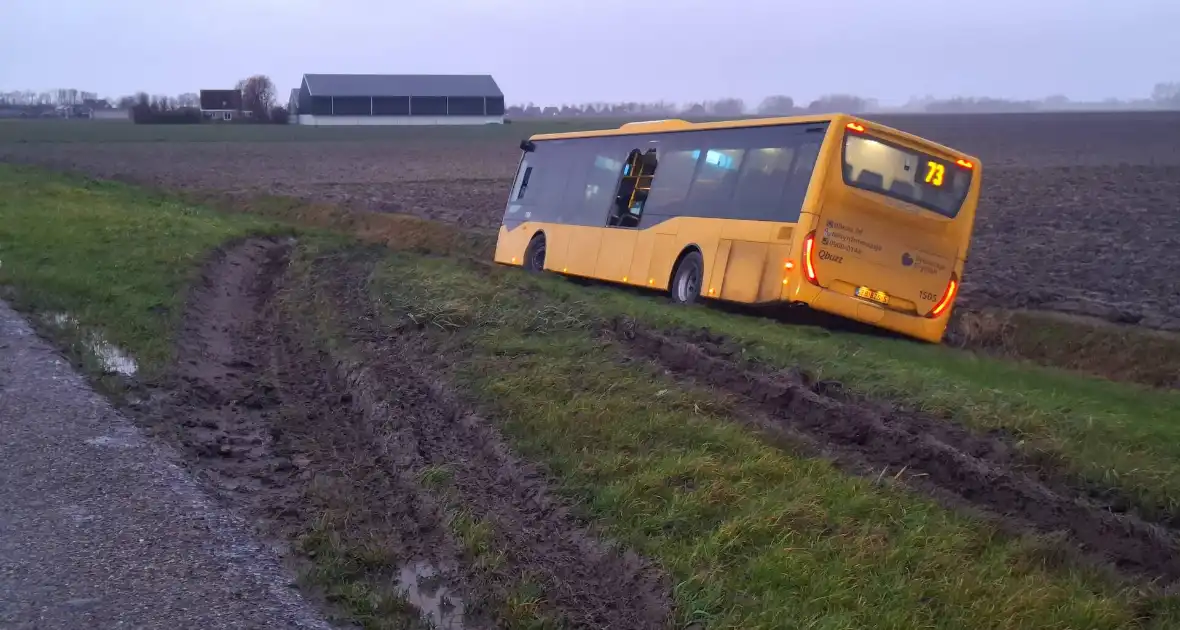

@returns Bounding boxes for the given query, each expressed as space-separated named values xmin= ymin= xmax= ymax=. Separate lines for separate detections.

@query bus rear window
xmin=842 ymin=134 xmax=971 ymax=218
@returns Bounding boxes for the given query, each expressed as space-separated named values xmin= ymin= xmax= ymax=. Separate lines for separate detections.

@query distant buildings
xmin=291 ymin=73 xmax=505 ymax=126
xmin=199 ymin=89 xmax=246 ymax=121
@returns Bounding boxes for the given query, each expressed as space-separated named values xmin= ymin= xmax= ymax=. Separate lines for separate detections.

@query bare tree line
xmin=510 ymin=83 xmax=1180 ymax=118
xmin=4 ymin=81 xmax=1180 ymax=119
xmin=0 ymin=75 xmax=287 ymax=124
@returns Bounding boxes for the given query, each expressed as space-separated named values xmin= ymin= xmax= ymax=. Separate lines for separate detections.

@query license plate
xmin=856 ymin=286 xmax=889 ymax=305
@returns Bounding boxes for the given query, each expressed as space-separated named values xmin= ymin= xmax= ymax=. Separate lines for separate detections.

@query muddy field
xmin=130 ymin=237 xmax=673 ymax=628
xmin=120 ymin=236 xmax=1180 ymax=627
xmin=3 ymin=111 xmax=1179 ymax=330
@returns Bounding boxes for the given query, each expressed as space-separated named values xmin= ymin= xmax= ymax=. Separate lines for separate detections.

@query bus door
xmin=595 ymin=148 xmax=656 ymax=282
xmin=810 ymin=126 xmax=970 ymax=317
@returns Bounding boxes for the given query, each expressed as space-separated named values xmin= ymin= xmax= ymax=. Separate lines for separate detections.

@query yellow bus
xmin=493 ymin=114 xmax=982 ymax=343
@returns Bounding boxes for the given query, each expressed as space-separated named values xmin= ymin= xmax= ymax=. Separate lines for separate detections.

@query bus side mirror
xmin=520 ymin=139 xmax=536 ymax=152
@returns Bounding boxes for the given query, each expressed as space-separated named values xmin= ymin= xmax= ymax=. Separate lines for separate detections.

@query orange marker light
xmin=623 ymin=276 xmax=628 ymax=282
xmin=708 ymin=288 xmax=715 ymax=296
xmin=846 ymin=122 xmax=865 ymax=132
xmin=648 ymin=279 xmax=654 ymax=285
xmin=956 ymin=158 xmax=975 ymax=170
xmin=784 ymin=260 xmax=795 ymax=270
xmin=511 ymin=257 xmax=517 ymax=264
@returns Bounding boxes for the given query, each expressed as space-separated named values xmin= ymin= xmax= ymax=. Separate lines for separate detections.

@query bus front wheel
xmin=670 ymin=250 xmax=703 ymax=305
xmin=523 ymin=234 xmax=546 ymax=272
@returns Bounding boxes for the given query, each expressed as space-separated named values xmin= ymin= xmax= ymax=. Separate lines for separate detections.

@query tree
xmin=1152 ymin=82 xmax=1180 ymax=107
xmin=177 ymin=92 xmax=200 ymax=108
xmin=1043 ymin=94 xmax=1070 ymax=108
xmin=707 ymin=98 xmax=746 ymax=116
xmin=757 ymin=95 xmax=795 ymax=115
xmin=808 ymin=94 xmax=872 ymax=114
xmin=236 ymin=74 xmax=276 ymax=119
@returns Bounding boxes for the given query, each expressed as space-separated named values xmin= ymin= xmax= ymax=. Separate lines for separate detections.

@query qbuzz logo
xmin=901 ymin=252 xmax=914 ymax=267
xmin=818 ymin=250 xmax=843 ymax=264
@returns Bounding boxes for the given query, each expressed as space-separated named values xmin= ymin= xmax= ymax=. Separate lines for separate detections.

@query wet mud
xmin=320 ymin=250 xmax=673 ymax=629
xmin=131 ymin=238 xmax=671 ymax=629
xmin=604 ymin=316 xmax=1180 ymax=584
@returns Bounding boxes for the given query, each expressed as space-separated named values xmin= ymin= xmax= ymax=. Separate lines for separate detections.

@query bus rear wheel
xmin=670 ymin=250 xmax=703 ymax=305
xmin=523 ymin=234 xmax=546 ymax=272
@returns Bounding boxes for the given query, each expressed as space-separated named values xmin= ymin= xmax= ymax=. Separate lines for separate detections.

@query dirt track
xmin=3 ymin=111 xmax=1179 ymax=331
xmin=121 ymin=235 xmax=1180 ymax=603
xmin=131 ymin=237 xmax=672 ymax=628
xmin=605 ymin=317 xmax=1180 ymax=582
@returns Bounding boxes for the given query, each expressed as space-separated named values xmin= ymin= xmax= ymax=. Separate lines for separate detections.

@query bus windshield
xmin=842 ymin=133 xmax=972 ymax=218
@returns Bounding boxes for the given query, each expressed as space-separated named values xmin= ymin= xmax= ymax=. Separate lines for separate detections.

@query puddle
xmin=49 ymin=312 xmax=77 ymax=327
xmin=91 ymin=339 xmax=137 ymax=376
xmin=397 ymin=561 xmax=466 ymax=630
xmin=44 ymin=312 xmax=138 ymax=377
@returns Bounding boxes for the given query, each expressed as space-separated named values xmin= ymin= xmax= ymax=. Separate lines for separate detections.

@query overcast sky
xmin=2 ymin=0 xmax=1177 ymax=106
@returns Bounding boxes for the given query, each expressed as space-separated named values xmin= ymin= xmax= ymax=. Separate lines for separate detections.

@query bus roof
xmin=527 ymin=113 xmax=980 ymax=165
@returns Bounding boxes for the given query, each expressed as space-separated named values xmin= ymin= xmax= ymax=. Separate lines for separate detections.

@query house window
xmin=223 ymin=111 xmax=232 ymax=121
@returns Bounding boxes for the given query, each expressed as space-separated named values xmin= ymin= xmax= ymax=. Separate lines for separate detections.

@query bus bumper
xmin=801 ymin=286 xmax=951 ymax=343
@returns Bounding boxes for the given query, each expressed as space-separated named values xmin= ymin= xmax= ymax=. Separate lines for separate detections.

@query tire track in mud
xmin=141 ymin=238 xmax=484 ymax=629
xmin=316 ymin=251 xmax=674 ymax=630
xmin=147 ymin=238 xmax=672 ymax=629
xmin=604 ymin=317 xmax=1180 ymax=584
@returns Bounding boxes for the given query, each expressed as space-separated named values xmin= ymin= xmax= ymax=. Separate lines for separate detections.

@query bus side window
xmin=780 ymin=140 xmax=822 ymax=220
xmin=579 ymin=137 xmax=630 ymax=227
xmin=644 ymin=144 xmax=699 ymax=219
xmin=732 ymin=146 xmax=796 ymax=221
xmin=610 ymin=148 xmax=657 ymax=228
xmin=685 ymin=148 xmax=746 ymax=218
xmin=554 ymin=142 xmax=593 ymax=225
xmin=519 ymin=141 xmax=577 ymax=224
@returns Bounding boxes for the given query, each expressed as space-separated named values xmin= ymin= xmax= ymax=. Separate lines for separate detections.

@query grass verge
xmin=0 ymin=164 xmax=283 ymax=378
xmin=10 ymin=164 xmax=1180 ymax=628
xmin=951 ymin=308 xmax=1180 ymax=389
xmin=550 ymin=278 xmax=1180 ymax=524
xmin=366 ymin=251 xmax=1180 ymax=629
xmin=0 ymin=168 xmax=434 ymax=628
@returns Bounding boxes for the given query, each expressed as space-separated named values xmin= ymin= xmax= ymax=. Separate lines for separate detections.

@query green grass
xmin=538 ymin=278 xmax=1180 ymax=522
xmin=366 ymin=252 xmax=1180 ymax=629
xmin=371 ymin=241 xmax=1180 ymax=526
xmin=0 ymin=164 xmax=282 ymax=376
xmin=10 ymin=164 xmax=1180 ymax=628
xmin=299 ymin=523 xmax=429 ymax=630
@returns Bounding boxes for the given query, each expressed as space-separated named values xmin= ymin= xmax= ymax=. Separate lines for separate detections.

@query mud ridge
xmin=605 ymin=316 xmax=1180 ymax=584
xmin=312 ymin=252 xmax=674 ymax=629
xmin=134 ymin=237 xmax=487 ymax=628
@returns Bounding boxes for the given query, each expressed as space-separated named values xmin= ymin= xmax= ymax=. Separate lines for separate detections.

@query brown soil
xmin=3 ymin=112 xmax=1179 ymax=332
xmin=603 ymin=316 xmax=1180 ymax=583
xmin=131 ymin=237 xmax=672 ymax=629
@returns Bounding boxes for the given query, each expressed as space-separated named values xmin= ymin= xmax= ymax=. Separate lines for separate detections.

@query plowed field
xmin=2 ymin=110 xmax=1179 ymax=330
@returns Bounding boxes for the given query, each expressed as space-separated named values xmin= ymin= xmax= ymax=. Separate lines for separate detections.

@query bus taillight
xmin=803 ymin=231 xmax=819 ymax=285
xmin=927 ymin=273 xmax=959 ymax=318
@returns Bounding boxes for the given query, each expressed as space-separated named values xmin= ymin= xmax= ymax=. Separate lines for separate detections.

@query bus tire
xmin=670 ymin=250 xmax=704 ymax=305
xmin=523 ymin=233 xmax=546 ymax=272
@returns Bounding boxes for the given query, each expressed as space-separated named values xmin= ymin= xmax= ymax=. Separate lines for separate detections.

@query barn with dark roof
xmin=293 ymin=73 xmax=505 ymax=126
